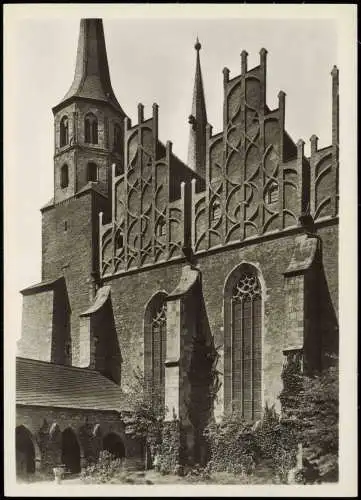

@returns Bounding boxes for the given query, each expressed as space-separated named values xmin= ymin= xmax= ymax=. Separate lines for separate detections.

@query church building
xmin=16 ymin=18 xmax=339 ymax=476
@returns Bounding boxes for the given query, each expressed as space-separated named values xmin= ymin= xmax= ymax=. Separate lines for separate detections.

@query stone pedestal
xmin=53 ymin=465 xmax=65 ymax=484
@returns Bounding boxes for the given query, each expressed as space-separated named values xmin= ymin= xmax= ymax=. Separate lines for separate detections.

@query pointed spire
xmin=55 ymin=19 xmax=124 ymax=114
xmin=187 ymin=37 xmax=208 ymax=178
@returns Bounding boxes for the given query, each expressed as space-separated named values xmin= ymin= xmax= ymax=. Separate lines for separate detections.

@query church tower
xmin=52 ymin=18 xmax=126 ymax=204
xmin=19 ymin=19 xmax=126 ymax=369
xmin=187 ymin=38 xmax=208 ymax=179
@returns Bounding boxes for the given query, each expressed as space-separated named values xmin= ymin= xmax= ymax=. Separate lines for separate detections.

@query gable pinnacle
xmin=187 ymin=36 xmax=208 ymax=178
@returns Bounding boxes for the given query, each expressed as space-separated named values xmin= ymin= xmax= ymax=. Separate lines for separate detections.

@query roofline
xmin=52 ymin=95 xmax=126 ymax=116
xmin=40 ymin=184 xmax=108 ymax=213
xmin=20 ymin=277 xmax=64 ymax=295
xmin=16 ymin=402 xmax=126 ymax=413
xmin=16 ymin=356 xmax=111 ymax=377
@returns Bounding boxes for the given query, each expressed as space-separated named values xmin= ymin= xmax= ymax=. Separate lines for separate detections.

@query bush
xmin=121 ymin=368 xmax=166 ymax=468
xmin=254 ymin=404 xmax=297 ymax=482
xmin=203 ymin=404 xmax=297 ymax=482
xmin=280 ymin=354 xmax=339 ymax=483
xmin=81 ymin=450 xmax=124 ymax=484
xmin=204 ymin=411 xmax=259 ymax=475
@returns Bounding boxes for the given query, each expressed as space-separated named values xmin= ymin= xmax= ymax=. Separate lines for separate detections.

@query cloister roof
xmin=16 ymin=357 xmax=132 ymax=412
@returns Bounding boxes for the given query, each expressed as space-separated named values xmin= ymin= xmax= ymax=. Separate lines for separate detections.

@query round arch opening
xmin=16 ymin=426 xmax=36 ymax=477
xmin=61 ymin=428 xmax=81 ymax=474
xmin=102 ymin=433 xmax=125 ymax=459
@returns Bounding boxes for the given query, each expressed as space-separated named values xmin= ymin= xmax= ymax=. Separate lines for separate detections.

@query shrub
xmin=204 ymin=411 xmax=259 ymax=475
xmin=81 ymin=450 xmax=124 ymax=484
xmin=254 ymin=404 xmax=297 ymax=482
xmin=279 ymin=354 xmax=339 ymax=483
xmin=120 ymin=368 xmax=166 ymax=467
xmin=203 ymin=404 xmax=298 ymax=482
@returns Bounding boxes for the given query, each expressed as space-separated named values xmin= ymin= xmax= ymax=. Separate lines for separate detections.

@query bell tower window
xmin=113 ymin=123 xmax=122 ymax=154
xmin=60 ymin=164 xmax=69 ymax=188
xmin=84 ymin=113 xmax=98 ymax=144
xmin=87 ymin=162 xmax=98 ymax=182
xmin=60 ymin=116 xmax=69 ymax=147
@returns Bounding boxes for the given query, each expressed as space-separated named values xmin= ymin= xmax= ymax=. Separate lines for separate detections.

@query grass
xmin=80 ymin=463 xmax=281 ymax=485
xmin=17 ymin=463 xmax=282 ymax=485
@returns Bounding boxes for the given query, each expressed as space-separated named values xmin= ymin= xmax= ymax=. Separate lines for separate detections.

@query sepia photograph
xmin=3 ymin=4 xmax=357 ymax=497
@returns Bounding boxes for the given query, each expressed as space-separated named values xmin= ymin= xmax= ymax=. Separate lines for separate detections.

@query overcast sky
xmin=4 ymin=5 xmax=355 ymax=343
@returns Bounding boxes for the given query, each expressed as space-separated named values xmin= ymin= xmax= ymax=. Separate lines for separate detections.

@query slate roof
xmin=54 ymin=19 xmax=125 ymax=115
xmin=16 ymin=357 xmax=132 ymax=412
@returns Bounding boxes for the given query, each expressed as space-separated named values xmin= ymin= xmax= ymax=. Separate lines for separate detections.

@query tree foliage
xmin=203 ymin=404 xmax=296 ymax=481
xmin=279 ymin=354 xmax=339 ymax=483
xmin=120 ymin=368 xmax=166 ymax=455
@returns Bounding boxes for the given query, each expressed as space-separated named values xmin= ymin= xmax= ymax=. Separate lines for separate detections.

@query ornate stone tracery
xmin=232 ymin=273 xmax=261 ymax=302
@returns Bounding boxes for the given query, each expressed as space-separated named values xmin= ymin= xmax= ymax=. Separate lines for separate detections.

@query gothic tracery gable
xmin=191 ymin=51 xmax=318 ymax=255
xmin=99 ymin=106 xmax=186 ymax=277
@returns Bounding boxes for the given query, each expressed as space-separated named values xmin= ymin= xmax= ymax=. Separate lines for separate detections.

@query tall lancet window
xmin=144 ymin=292 xmax=167 ymax=406
xmin=60 ymin=116 xmax=69 ymax=147
xmin=224 ymin=264 xmax=262 ymax=421
xmin=84 ymin=113 xmax=98 ymax=144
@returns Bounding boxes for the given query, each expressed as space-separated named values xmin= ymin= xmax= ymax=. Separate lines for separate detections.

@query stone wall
xmin=19 ymin=290 xmax=54 ymax=362
xmin=41 ymin=190 xmax=109 ymax=365
xmin=16 ymin=405 xmax=143 ymax=473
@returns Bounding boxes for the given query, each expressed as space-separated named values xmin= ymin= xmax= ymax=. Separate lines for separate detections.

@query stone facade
xmin=17 ymin=18 xmax=339 ymax=472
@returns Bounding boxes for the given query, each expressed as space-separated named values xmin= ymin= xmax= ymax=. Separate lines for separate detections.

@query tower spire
xmin=54 ymin=18 xmax=124 ymax=113
xmin=187 ymin=36 xmax=208 ymax=179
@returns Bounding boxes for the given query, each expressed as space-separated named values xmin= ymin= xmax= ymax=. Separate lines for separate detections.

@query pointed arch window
xmin=224 ymin=265 xmax=262 ymax=421
xmin=60 ymin=116 xmax=69 ymax=147
xmin=144 ymin=293 xmax=167 ymax=405
xmin=60 ymin=164 xmax=69 ymax=188
xmin=84 ymin=113 xmax=98 ymax=144
xmin=87 ymin=162 xmax=98 ymax=182
xmin=113 ymin=123 xmax=122 ymax=154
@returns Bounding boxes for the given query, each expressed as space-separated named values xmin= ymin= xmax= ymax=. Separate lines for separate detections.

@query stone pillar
xmin=283 ymin=231 xmax=322 ymax=374
xmin=241 ymin=50 xmax=248 ymax=74
xmin=164 ymin=265 xmax=203 ymax=466
xmin=278 ymin=91 xmax=286 ymax=162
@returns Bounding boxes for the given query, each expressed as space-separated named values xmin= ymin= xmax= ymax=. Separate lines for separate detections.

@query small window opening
xmin=267 ymin=182 xmax=279 ymax=204
xmin=116 ymin=233 xmax=124 ymax=250
xmin=64 ymin=221 xmax=68 ymax=232
xmin=211 ymin=201 xmax=221 ymax=221
xmin=60 ymin=116 xmax=69 ymax=147
xmin=84 ymin=113 xmax=98 ymax=145
xmin=87 ymin=162 xmax=98 ymax=182
xmin=157 ymin=218 xmax=167 ymax=237
xmin=113 ymin=124 xmax=122 ymax=153
xmin=60 ymin=164 xmax=69 ymax=189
